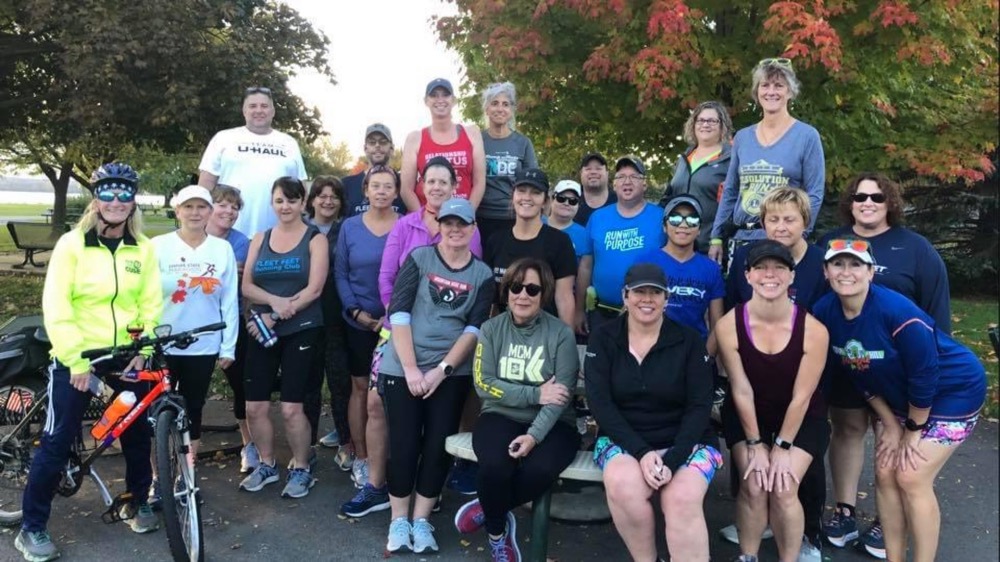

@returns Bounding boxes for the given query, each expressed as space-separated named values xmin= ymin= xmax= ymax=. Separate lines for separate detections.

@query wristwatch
xmin=904 ymin=418 xmax=930 ymax=432
xmin=774 ymin=436 xmax=793 ymax=450
xmin=438 ymin=361 xmax=454 ymax=376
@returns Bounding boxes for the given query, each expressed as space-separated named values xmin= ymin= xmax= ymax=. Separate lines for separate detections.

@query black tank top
xmin=735 ymin=303 xmax=823 ymax=431
xmin=251 ymin=226 xmax=324 ymax=336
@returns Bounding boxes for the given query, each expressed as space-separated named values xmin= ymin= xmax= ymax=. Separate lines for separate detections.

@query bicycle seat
xmin=33 ymin=327 xmax=49 ymax=343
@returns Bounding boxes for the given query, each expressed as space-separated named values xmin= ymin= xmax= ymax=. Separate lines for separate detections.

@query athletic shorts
xmin=592 ymin=436 xmax=723 ymax=484
xmin=892 ymin=414 xmax=978 ymax=446
xmin=345 ymin=325 xmax=380 ymax=379
xmin=826 ymin=371 xmax=868 ymax=410
xmin=244 ymin=327 xmax=322 ymax=403
xmin=721 ymin=401 xmax=831 ymax=461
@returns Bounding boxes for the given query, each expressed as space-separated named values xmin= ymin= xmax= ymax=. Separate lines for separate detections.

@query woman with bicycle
xmin=17 ymin=163 xmax=164 ymax=562
xmin=151 ymin=185 xmax=239 ymax=474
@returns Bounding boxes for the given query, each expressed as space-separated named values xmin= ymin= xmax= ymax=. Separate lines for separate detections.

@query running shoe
xmin=718 ymin=524 xmax=774 ymax=545
xmin=341 ymin=482 xmax=391 ymax=517
xmin=334 ymin=448 xmax=354 ymax=472
xmin=240 ymin=442 xmax=261 ymax=474
xmin=823 ymin=510 xmax=859 ymax=547
xmin=120 ymin=502 xmax=160 ymax=534
xmin=732 ymin=556 xmax=758 ymax=562
xmin=797 ymin=535 xmax=821 ymax=562
xmin=386 ymin=517 xmax=412 ymax=553
xmin=411 ymin=518 xmax=439 ymax=553
xmin=860 ymin=521 xmax=886 ymax=559
xmin=351 ymin=458 xmax=370 ymax=489
xmin=239 ymin=461 xmax=279 ymax=492
xmin=487 ymin=511 xmax=521 ymax=562
xmin=15 ymin=529 xmax=59 ymax=562
xmin=447 ymin=460 xmax=479 ymax=495
xmin=454 ymin=498 xmax=485 ymax=534
xmin=318 ymin=429 xmax=340 ymax=448
xmin=281 ymin=468 xmax=316 ymax=499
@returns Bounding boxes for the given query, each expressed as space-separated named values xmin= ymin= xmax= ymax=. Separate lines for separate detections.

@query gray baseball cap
xmin=436 ymin=197 xmax=475 ymax=224
xmin=365 ymin=123 xmax=393 ymax=143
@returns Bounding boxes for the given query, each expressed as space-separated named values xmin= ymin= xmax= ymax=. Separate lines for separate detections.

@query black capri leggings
xmin=383 ymin=374 xmax=470 ymax=499
xmin=165 ymin=354 xmax=218 ymax=440
xmin=222 ymin=319 xmax=249 ymax=420
xmin=473 ymin=412 xmax=580 ymax=536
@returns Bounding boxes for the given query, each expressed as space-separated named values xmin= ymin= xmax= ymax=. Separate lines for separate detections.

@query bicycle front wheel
xmin=0 ymin=379 xmax=46 ymax=526
xmin=155 ymin=408 xmax=204 ymax=562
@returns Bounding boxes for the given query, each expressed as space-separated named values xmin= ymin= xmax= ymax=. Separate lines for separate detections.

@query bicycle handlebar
xmin=80 ymin=322 xmax=227 ymax=361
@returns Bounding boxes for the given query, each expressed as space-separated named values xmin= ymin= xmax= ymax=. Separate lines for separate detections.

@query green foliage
xmin=0 ymin=0 xmax=334 ymax=222
xmin=438 ymin=0 xmax=998 ymax=185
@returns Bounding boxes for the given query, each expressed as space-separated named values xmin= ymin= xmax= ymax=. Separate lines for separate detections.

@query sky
xmin=283 ymin=0 xmax=465 ymax=160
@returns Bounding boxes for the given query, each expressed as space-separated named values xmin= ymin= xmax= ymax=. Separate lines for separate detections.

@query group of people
xmin=14 ymin=59 xmax=986 ymax=562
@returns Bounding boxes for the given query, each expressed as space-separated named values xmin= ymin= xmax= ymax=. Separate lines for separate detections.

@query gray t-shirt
xmin=479 ymin=131 xmax=538 ymax=219
xmin=380 ymin=246 xmax=495 ymax=377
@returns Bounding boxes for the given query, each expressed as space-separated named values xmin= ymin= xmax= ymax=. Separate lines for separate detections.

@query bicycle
xmin=0 ymin=321 xmax=225 ymax=562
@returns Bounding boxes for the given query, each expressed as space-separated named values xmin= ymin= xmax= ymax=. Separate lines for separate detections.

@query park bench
xmin=445 ymin=345 xmax=602 ymax=562
xmin=6 ymin=222 xmax=70 ymax=268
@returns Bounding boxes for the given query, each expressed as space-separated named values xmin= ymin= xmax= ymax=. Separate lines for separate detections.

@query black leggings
xmin=304 ymin=314 xmax=351 ymax=445
xmin=222 ymin=320 xmax=249 ymax=420
xmin=165 ymin=354 xmax=218 ymax=441
xmin=473 ymin=412 xmax=580 ymax=536
xmin=383 ymin=374 xmax=470 ymax=499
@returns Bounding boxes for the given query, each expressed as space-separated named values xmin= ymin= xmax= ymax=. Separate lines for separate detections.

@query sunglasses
xmin=96 ymin=191 xmax=135 ymax=203
xmin=554 ymin=194 xmax=579 ymax=206
xmin=245 ymin=86 xmax=272 ymax=96
xmin=666 ymin=214 xmax=700 ymax=228
xmin=365 ymin=138 xmax=392 ymax=148
xmin=851 ymin=192 xmax=887 ymax=204
xmin=828 ymin=238 xmax=871 ymax=253
xmin=757 ymin=57 xmax=793 ymax=69
xmin=509 ymin=282 xmax=542 ymax=297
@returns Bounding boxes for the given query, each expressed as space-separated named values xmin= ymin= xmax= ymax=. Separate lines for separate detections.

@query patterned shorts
xmin=894 ymin=415 xmax=978 ymax=446
xmin=593 ymin=436 xmax=724 ymax=483
xmin=368 ymin=328 xmax=391 ymax=392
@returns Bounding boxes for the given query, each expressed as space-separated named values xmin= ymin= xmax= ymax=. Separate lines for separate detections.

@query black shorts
xmin=244 ymin=327 xmax=322 ymax=403
xmin=721 ymin=400 xmax=831 ymax=461
xmin=826 ymin=370 xmax=868 ymax=410
xmin=345 ymin=326 xmax=380 ymax=378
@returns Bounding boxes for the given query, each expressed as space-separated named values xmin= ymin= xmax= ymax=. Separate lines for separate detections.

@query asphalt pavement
xmin=1 ymin=400 xmax=996 ymax=561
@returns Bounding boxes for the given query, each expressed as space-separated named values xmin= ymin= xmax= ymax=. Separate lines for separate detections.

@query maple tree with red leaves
xmin=437 ymin=0 xmax=998 ymax=187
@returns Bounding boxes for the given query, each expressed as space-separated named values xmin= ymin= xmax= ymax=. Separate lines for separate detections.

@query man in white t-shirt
xmin=198 ymin=87 xmax=308 ymax=236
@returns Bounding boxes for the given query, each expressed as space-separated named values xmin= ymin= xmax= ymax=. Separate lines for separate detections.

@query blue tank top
xmin=251 ymin=226 xmax=324 ymax=336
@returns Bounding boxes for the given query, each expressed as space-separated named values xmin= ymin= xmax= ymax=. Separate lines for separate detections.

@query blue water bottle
xmin=248 ymin=310 xmax=278 ymax=348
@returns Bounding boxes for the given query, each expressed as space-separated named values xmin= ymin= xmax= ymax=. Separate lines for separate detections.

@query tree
xmin=437 ymin=0 xmax=998 ymax=186
xmin=0 ymin=0 xmax=334 ymax=225
xmin=302 ymin=139 xmax=355 ymax=177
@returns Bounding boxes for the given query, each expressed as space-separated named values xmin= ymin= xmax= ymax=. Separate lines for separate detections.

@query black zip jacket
xmin=584 ymin=314 xmax=717 ymax=472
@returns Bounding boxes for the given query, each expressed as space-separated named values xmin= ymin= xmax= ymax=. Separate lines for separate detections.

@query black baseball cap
xmin=624 ymin=263 xmax=669 ymax=292
xmin=579 ymin=152 xmax=607 ymax=169
xmin=745 ymin=240 xmax=795 ymax=271
xmin=514 ymin=168 xmax=549 ymax=192
xmin=663 ymin=195 xmax=703 ymax=218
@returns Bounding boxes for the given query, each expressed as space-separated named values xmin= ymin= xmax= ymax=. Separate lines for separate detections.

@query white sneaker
xmin=351 ymin=458 xmax=370 ymax=489
xmin=719 ymin=523 xmax=775 ymax=545
xmin=798 ymin=535 xmax=821 ymax=562
xmin=386 ymin=517 xmax=412 ymax=553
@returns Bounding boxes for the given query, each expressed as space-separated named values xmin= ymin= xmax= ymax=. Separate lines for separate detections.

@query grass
xmin=0 ymin=275 xmax=995 ymax=415
xmin=0 ymin=208 xmax=176 ymax=252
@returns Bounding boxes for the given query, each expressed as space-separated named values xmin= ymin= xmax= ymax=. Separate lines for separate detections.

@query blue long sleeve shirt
xmin=334 ymin=215 xmax=390 ymax=329
xmin=818 ymin=225 xmax=951 ymax=333
xmin=710 ymin=121 xmax=825 ymax=240
xmin=812 ymin=285 xmax=985 ymax=420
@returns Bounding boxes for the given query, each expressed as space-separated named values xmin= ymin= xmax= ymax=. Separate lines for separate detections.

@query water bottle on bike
xmin=90 ymin=390 xmax=137 ymax=441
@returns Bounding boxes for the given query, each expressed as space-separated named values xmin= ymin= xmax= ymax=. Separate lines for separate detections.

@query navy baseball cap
xmin=425 ymin=78 xmax=454 ymax=97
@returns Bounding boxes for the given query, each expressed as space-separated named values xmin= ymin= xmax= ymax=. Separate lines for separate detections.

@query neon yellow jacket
xmin=43 ymin=227 xmax=163 ymax=374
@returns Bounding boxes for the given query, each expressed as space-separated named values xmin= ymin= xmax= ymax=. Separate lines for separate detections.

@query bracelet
xmin=710 ymin=238 xmax=723 ymax=246
xmin=745 ymin=438 xmax=762 ymax=446
xmin=351 ymin=308 xmax=361 ymax=321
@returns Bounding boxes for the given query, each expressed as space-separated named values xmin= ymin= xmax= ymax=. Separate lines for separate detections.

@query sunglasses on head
xmin=245 ymin=86 xmax=272 ymax=96
xmin=509 ymin=282 xmax=542 ymax=297
xmin=757 ymin=57 xmax=793 ymax=69
xmin=851 ymin=192 xmax=887 ymax=204
xmin=828 ymin=238 xmax=871 ymax=253
xmin=96 ymin=191 xmax=135 ymax=203
xmin=666 ymin=214 xmax=700 ymax=228
xmin=554 ymin=194 xmax=579 ymax=206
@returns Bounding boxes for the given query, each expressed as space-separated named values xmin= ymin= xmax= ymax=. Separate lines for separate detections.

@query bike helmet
xmin=92 ymin=162 xmax=139 ymax=194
